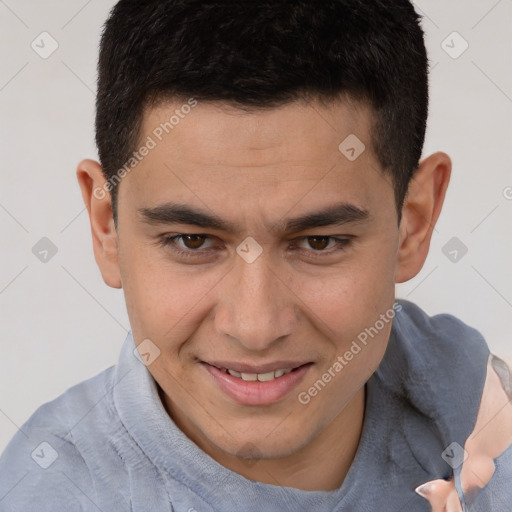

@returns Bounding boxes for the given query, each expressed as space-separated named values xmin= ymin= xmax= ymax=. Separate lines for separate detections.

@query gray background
xmin=1 ymin=0 xmax=511 ymax=454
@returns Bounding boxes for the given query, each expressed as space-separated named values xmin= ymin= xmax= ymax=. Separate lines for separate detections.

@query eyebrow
xmin=138 ymin=201 xmax=370 ymax=234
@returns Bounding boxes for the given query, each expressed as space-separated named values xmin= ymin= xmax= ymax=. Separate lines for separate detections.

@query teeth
xmin=226 ymin=368 xmax=295 ymax=381
xmin=257 ymin=371 xmax=275 ymax=382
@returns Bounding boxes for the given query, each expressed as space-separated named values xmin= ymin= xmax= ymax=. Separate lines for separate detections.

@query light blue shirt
xmin=1 ymin=299 xmax=511 ymax=511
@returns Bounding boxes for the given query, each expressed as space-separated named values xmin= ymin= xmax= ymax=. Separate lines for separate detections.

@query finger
xmin=415 ymin=479 xmax=453 ymax=511
xmin=446 ymin=488 xmax=463 ymax=512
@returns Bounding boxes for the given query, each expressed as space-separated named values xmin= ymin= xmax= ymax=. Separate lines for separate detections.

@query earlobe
xmin=76 ymin=159 xmax=122 ymax=289
xmin=395 ymin=152 xmax=451 ymax=284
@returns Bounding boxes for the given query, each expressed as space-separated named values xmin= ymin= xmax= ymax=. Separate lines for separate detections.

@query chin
xmin=208 ymin=422 xmax=313 ymax=461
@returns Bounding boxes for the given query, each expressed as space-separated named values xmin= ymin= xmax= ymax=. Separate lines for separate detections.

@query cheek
xmin=120 ymin=247 xmax=227 ymax=347
xmin=121 ymin=248 xmax=240 ymax=365
xmin=296 ymin=247 xmax=397 ymax=340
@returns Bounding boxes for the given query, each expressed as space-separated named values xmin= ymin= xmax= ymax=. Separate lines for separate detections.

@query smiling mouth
xmin=203 ymin=363 xmax=310 ymax=382
xmin=201 ymin=361 xmax=313 ymax=405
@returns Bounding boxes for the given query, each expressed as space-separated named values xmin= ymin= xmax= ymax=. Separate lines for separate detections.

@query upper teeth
xmin=226 ymin=368 xmax=293 ymax=381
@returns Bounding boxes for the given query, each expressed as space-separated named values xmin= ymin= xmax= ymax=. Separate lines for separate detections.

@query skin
xmin=76 ymin=97 xmax=451 ymax=492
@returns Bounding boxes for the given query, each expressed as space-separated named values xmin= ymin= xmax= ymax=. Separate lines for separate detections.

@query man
xmin=1 ymin=1 xmax=511 ymax=510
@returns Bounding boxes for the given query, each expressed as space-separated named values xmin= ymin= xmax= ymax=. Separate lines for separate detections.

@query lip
xmin=202 ymin=361 xmax=313 ymax=406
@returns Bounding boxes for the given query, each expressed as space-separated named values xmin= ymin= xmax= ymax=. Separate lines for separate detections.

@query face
xmin=112 ymin=97 xmax=399 ymax=460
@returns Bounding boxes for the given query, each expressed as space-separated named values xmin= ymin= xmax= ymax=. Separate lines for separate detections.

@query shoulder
xmin=390 ymin=299 xmax=491 ymax=398
xmin=374 ymin=300 xmax=492 ymax=472
xmin=381 ymin=300 xmax=490 ymax=405
xmin=0 ymin=366 xmax=116 ymax=511
xmin=393 ymin=299 xmax=490 ymax=356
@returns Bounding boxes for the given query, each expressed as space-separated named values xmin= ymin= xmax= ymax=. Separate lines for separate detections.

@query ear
xmin=76 ymin=159 xmax=122 ymax=289
xmin=396 ymin=152 xmax=451 ymax=283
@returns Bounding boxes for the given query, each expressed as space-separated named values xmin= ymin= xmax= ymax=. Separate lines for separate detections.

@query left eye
xmin=295 ymin=236 xmax=340 ymax=251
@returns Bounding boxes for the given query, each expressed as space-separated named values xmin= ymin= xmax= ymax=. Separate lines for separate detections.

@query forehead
xmin=140 ymin=96 xmax=373 ymax=168
xmin=119 ymin=97 xmax=392 ymax=226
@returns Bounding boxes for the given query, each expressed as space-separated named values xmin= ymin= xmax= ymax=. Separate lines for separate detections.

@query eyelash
xmin=157 ymin=234 xmax=353 ymax=261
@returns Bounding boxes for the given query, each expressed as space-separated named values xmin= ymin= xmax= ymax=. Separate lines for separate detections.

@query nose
xmin=214 ymin=251 xmax=297 ymax=352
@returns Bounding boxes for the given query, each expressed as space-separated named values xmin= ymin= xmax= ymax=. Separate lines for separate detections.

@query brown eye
xmin=292 ymin=236 xmax=352 ymax=258
xmin=306 ymin=236 xmax=331 ymax=251
xmin=180 ymin=234 xmax=207 ymax=249
xmin=158 ymin=233 xmax=221 ymax=261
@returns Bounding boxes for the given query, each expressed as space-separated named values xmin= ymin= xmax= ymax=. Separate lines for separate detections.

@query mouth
xmin=201 ymin=361 xmax=313 ymax=406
